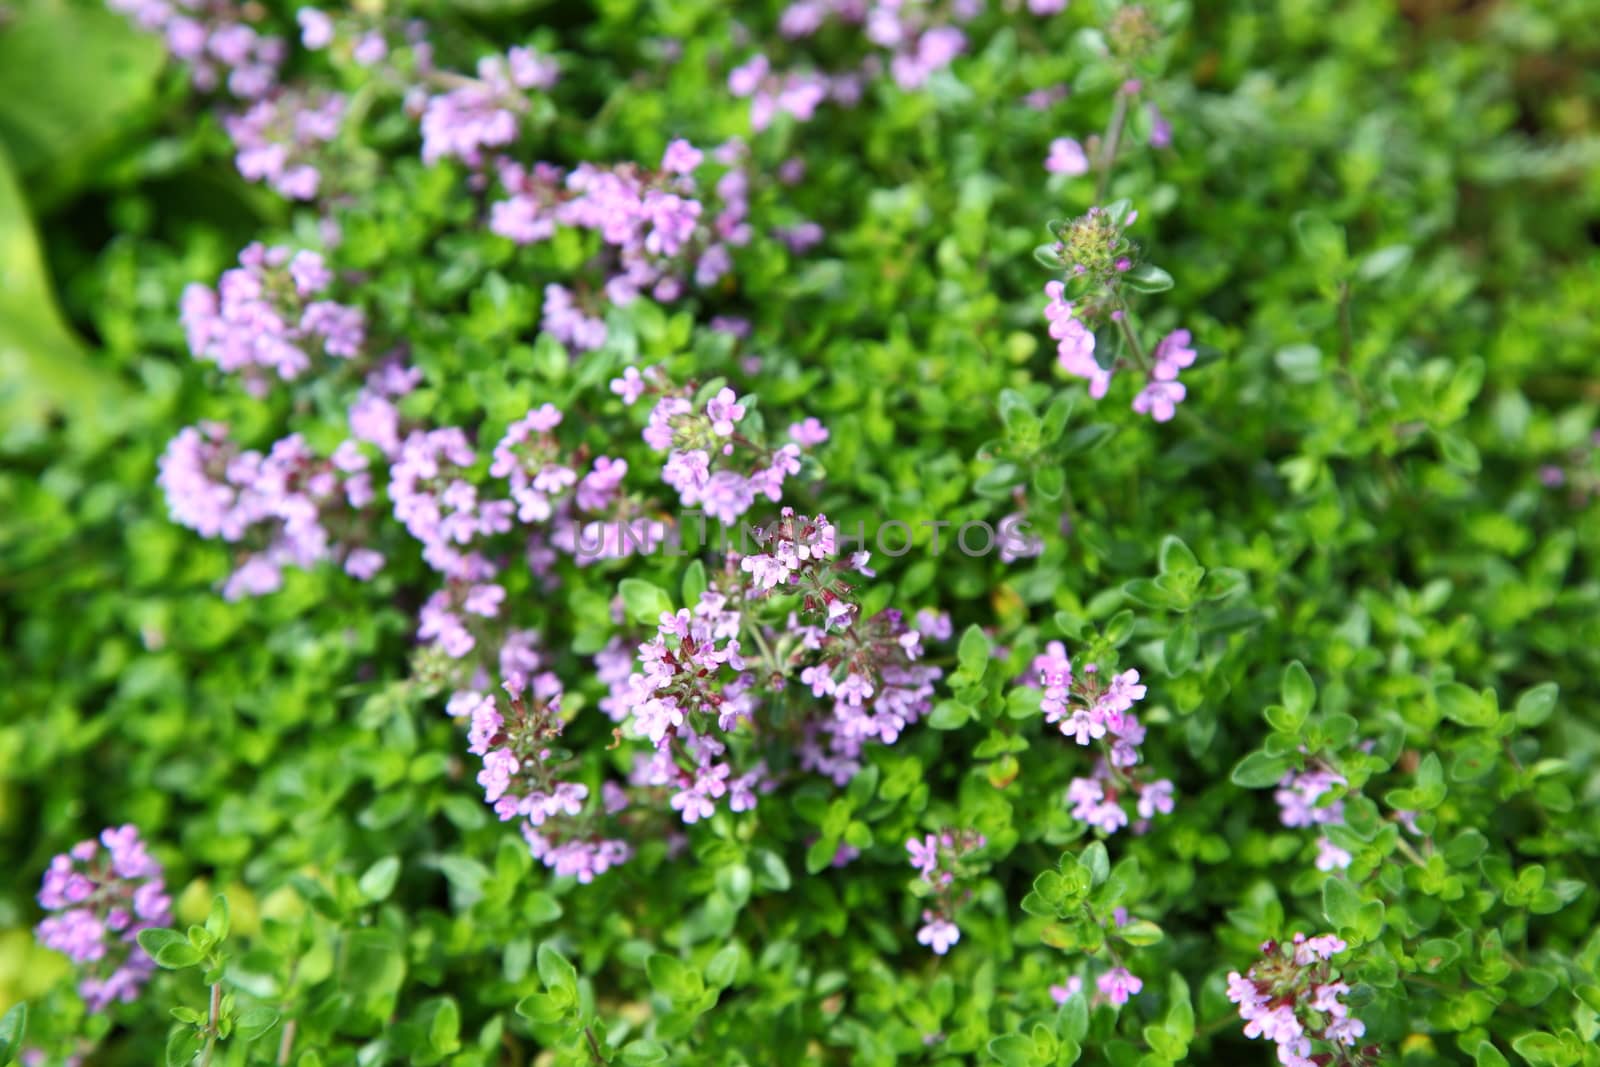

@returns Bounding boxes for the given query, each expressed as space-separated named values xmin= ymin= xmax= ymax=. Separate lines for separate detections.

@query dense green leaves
xmin=5 ymin=0 xmax=1599 ymax=1063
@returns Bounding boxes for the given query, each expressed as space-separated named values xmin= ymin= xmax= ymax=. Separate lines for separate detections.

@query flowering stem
xmin=746 ymin=622 xmax=778 ymax=673
xmin=1095 ymin=89 xmax=1131 ymax=203
xmin=199 ymin=981 xmax=222 ymax=1067
xmin=276 ymin=1020 xmax=297 ymax=1066
xmin=1393 ymin=836 xmax=1428 ymax=869
xmin=583 ymin=1026 xmax=605 ymax=1063
xmin=1111 ymin=294 xmax=1148 ymax=368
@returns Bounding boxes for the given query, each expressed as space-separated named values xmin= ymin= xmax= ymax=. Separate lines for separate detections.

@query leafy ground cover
xmin=2 ymin=0 xmax=1599 ymax=1064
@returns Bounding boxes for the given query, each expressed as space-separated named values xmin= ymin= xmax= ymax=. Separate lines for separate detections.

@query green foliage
xmin=4 ymin=0 xmax=1600 ymax=1064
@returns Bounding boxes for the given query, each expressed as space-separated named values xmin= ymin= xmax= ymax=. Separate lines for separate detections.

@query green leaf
xmin=204 ymin=894 xmax=230 ymax=943
xmin=1117 ymin=919 xmax=1164 ymax=946
xmin=0 ymin=144 xmax=126 ymax=441
xmin=1080 ymin=842 xmax=1110 ymax=886
xmin=1059 ymin=986 xmax=1089 ymax=1042
xmin=958 ymin=625 xmax=991 ymax=675
xmin=235 ymin=1006 xmax=281 ymax=1043
xmin=1102 ymin=609 xmax=1136 ymax=646
xmin=166 ymin=1029 xmax=204 ymax=1067
xmin=680 ymin=560 xmax=708 ymax=607
xmin=537 ymin=943 xmax=579 ymax=997
xmin=621 ymin=1041 xmax=671 ymax=1065
xmin=705 ymin=944 xmax=740 ymax=988
xmin=1121 ymin=262 xmax=1174 ymax=293
xmin=805 ymin=834 xmax=841 ymax=874
xmin=138 ymin=928 xmax=203 ymax=969
xmin=987 ymin=1034 xmax=1035 ymax=1066
xmin=1472 ymin=1040 xmax=1509 ymax=1067
xmin=1163 ymin=620 xmax=1198 ymax=675
xmin=1280 ymin=661 xmax=1316 ymax=722
xmin=1292 ymin=211 xmax=1348 ymax=273
xmin=1437 ymin=683 xmax=1496 ymax=728
xmin=514 ymin=993 xmax=568 ymax=1025
xmin=0 ymin=1003 xmax=27 ymax=1066
xmin=428 ymin=997 xmax=461 ymax=1053
xmin=998 ymin=388 xmax=1036 ymax=431
xmin=928 ymin=700 xmax=973 ymax=730
xmin=1358 ymin=244 xmax=1412 ymax=282
xmin=646 ymin=953 xmax=700 ymax=1002
xmin=619 ymin=578 xmax=674 ymax=626
xmin=1510 ymin=1032 xmax=1566 ymax=1067
xmin=1157 ymin=535 xmax=1200 ymax=577
xmin=359 ymin=856 xmax=402 ymax=902
xmin=1444 ymin=828 xmax=1488 ymax=868
xmin=1322 ymin=878 xmax=1360 ymax=932
xmin=1230 ymin=751 xmax=1290 ymax=788
xmin=1514 ymin=682 xmax=1559 ymax=728
xmin=0 ymin=4 xmax=165 ymax=194
xmin=1034 ymin=243 xmax=1067 ymax=269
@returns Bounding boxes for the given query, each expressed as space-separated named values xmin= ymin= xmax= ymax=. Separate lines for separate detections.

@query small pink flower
xmin=917 ymin=913 xmax=960 ymax=955
xmin=1046 ymin=137 xmax=1089 ymax=176
xmin=1049 ymin=976 xmax=1083 ymax=1004
xmin=1096 ymin=966 xmax=1143 ymax=1006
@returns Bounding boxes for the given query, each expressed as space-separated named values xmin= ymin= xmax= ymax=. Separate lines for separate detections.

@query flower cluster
xmin=1049 ymin=965 xmax=1145 ymax=1008
xmin=109 ymin=0 xmax=284 ymax=98
xmin=492 ymin=138 xmax=752 ymax=351
xmin=455 ymin=670 xmax=634 ymax=883
xmin=728 ymin=0 xmax=982 ymax=131
xmin=1026 ymin=641 xmax=1174 ymax=834
xmin=180 ymin=244 xmax=364 ymax=392
xmin=1276 ymin=766 xmax=1353 ymax=872
xmin=35 ymin=826 xmax=172 ymax=1013
xmin=906 ymin=827 xmax=987 ymax=954
xmin=609 ymin=512 xmax=941 ymax=828
xmin=1227 ymin=935 xmax=1374 ymax=1067
xmin=224 ymin=89 xmax=347 ymax=200
xmin=1037 ymin=206 xmax=1197 ymax=422
xmin=628 ymin=374 xmax=813 ymax=525
xmin=158 ymin=423 xmax=384 ymax=599
xmin=420 ymin=45 xmax=560 ymax=167
xmin=492 ymin=403 xmax=665 ymax=567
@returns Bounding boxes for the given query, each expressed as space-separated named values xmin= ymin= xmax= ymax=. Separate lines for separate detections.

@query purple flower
xmin=1147 ymin=103 xmax=1173 ymax=148
xmin=916 ymin=913 xmax=960 ymax=954
xmin=34 ymin=826 xmax=171 ymax=1012
xmin=1314 ymin=836 xmax=1353 ymax=871
xmin=297 ymin=8 xmax=333 ymax=49
xmin=1096 ymin=966 xmax=1143 ymax=1006
xmin=661 ymin=138 xmax=704 ymax=175
xmin=906 ymin=834 xmax=940 ymax=874
xmin=1050 ymin=976 xmax=1083 ymax=1003
xmin=1132 ymin=379 xmax=1186 ymax=422
xmin=1046 ymin=137 xmax=1090 ymax=176
xmin=789 ymin=417 xmax=830 ymax=446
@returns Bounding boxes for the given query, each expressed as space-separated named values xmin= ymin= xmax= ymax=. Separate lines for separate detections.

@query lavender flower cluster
xmin=491 ymin=139 xmax=755 ymax=352
xmin=1025 ymin=641 xmax=1175 ymax=835
xmin=728 ymin=0 xmax=1073 ymax=131
xmin=611 ymin=511 xmax=943 ymax=829
xmin=1227 ymin=935 xmax=1373 ymax=1067
xmin=34 ymin=827 xmax=172 ymax=1013
xmin=158 ymin=422 xmax=385 ymax=599
xmin=1275 ymin=766 xmax=1354 ymax=873
xmin=179 ymin=245 xmax=365 ymax=393
xmin=905 ymin=827 xmax=987 ymax=954
xmin=109 ymin=0 xmax=284 ymax=97
xmin=457 ymin=670 xmax=634 ymax=883
xmin=630 ymin=370 xmax=810 ymax=525
xmin=1052 ymin=965 xmax=1143 ymax=1007
xmin=1039 ymin=206 xmax=1197 ymax=422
